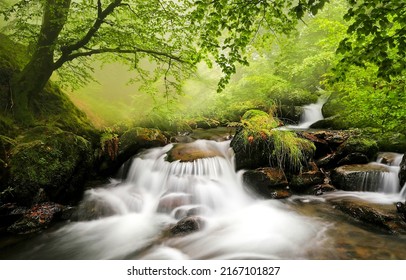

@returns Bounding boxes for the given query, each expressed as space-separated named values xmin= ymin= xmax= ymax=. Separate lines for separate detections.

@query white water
xmin=280 ymin=97 xmax=326 ymax=130
xmin=359 ymin=152 xmax=403 ymax=194
xmin=20 ymin=140 xmax=327 ymax=259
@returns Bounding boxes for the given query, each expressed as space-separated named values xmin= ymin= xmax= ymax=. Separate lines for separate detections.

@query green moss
xmin=8 ymin=126 xmax=93 ymax=205
xmin=272 ymin=130 xmax=315 ymax=172
xmin=231 ymin=109 xmax=315 ymax=171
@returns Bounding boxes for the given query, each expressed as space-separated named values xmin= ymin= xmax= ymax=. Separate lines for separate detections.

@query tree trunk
xmin=11 ymin=0 xmax=71 ymax=124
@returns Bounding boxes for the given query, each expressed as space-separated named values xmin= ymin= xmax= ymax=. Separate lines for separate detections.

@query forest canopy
xmin=0 ymin=0 xmax=405 ymax=133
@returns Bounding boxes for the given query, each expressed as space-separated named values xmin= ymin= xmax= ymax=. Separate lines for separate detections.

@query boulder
xmin=331 ymin=199 xmax=406 ymax=234
xmin=243 ymin=167 xmax=291 ymax=199
xmin=7 ymin=126 xmax=93 ymax=206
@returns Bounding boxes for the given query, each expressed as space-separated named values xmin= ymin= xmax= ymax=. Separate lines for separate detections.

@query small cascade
xmin=359 ymin=152 xmax=403 ymax=194
xmin=282 ymin=96 xmax=326 ymax=130
xmin=298 ymin=98 xmax=325 ymax=128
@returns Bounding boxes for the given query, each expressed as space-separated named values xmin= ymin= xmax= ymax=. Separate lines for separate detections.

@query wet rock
xmin=169 ymin=216 xmax=205 ymax=237
xmin=331 ymin=164 xmax=391 ymax=192
xmin=337 ymin=153 xmax=369 ymax=166
xmin=166 ymin=142 xmax=223 ymax=162
xmin=7 ymin=126 xmax=93 ymax=206
xmin=243 ymin=167 xmax=290 ymax=198
xmin=289 ymin=163 xmax=325 ymax=193
xmin=7 ymin=202 xmax=64 ymax=234
xmin=312 ymin=130 xmax=349 ymax=147
xmin=399 ymin=154 xmax=406 ymax=188
xmin=308 ymin=183 xmax=336 ymax=196
xmin=331 ymin=199 xmax=406 ymax=234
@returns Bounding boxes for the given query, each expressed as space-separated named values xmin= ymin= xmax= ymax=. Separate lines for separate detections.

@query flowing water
xmin=290 ymin=97 xmax=326 ymax=129
xmin=1 ymin=139 xmax=406 ymax=260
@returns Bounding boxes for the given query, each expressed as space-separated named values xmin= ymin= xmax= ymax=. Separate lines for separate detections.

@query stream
xmin=1 ymin=101 xmax=406 ymax=260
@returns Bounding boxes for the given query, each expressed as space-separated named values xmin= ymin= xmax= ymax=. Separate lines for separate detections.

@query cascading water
xmin=12 ymin=140 xmax=327 ymax=260
xmin=282 ymin=96 xmax=327 ymax=130
xmin=297 ymin=98 xmax=325 ymax=129
xmin=358 ymin=152 xmax=403 ymax=194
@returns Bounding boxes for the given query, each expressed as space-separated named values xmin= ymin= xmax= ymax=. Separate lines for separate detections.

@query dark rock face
xmin=331 ymin=199 xmax=406 ymax=234
xmin=337 ymin=153 xmax=369 ymax=166
xmin=169 ymin=216 xmax=205 ymax=237
xmin=399 ymin=154 xmax=406 ymax=188
xmin=7 ymin=127 xmax=93 ymax=206
xmin=243 ymin=167 xmax=290 ymax=198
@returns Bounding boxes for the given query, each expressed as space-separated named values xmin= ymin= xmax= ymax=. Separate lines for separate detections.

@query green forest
xmin=0 ymin=0 xmax=406 ymax=261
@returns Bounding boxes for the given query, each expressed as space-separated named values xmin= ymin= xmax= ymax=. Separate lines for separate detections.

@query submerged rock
xmin=169 ymin=216 xmax=205 ymax=237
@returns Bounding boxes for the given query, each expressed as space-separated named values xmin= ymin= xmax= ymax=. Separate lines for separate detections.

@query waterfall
xmin=283 ymin=96 xmax=326 ymax=130
xmin=17 ymin=140 xmax=327 ymax=259
xmin=298 ymin=98 xmax=325 ymax=128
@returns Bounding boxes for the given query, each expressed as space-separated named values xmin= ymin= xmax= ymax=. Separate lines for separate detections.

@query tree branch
xmin=59 ymin=0 xmax=122 ymax=55
xmin=54 ymin=47 xmax=186 ymax=70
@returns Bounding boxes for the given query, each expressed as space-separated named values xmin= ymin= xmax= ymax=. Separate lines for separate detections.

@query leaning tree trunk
xmin=11 ymin=0 xmax=71 ymax=124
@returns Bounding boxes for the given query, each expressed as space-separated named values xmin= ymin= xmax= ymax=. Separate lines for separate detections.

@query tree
xmin=1 ymin=0 xmax=328 ymax=124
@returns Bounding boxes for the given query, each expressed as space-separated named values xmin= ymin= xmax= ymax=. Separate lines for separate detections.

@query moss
xmin=7 ymin=126 xmax=93 ymax=205
xmin=338 ymin=135 xmax=378 ymax=161
xmin=231 ymin=109 xmax=315 ymax=171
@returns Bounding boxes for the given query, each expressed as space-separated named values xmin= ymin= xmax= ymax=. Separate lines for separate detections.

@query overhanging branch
xmin=53 ymin=47 xmax=186 ymax=70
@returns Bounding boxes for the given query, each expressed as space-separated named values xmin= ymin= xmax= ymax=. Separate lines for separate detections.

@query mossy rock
xmin=119 ymin=127 xmax=168 ymax=154
xmin=336 ymin=135 xmax=378 ymax=162
xmin=97 ymin=127 xmax=168 ymax=176
xmin=231 ymin=110 xmax=315 ymax=171
xmin=7 ymin=126 xmax=93 ymax=205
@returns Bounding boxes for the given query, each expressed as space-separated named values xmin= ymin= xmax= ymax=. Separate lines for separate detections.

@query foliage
xmin=325 ymin=63 xmax=406 ymax=133
xmin=336 ymin=0 xmax=406 ymax=81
